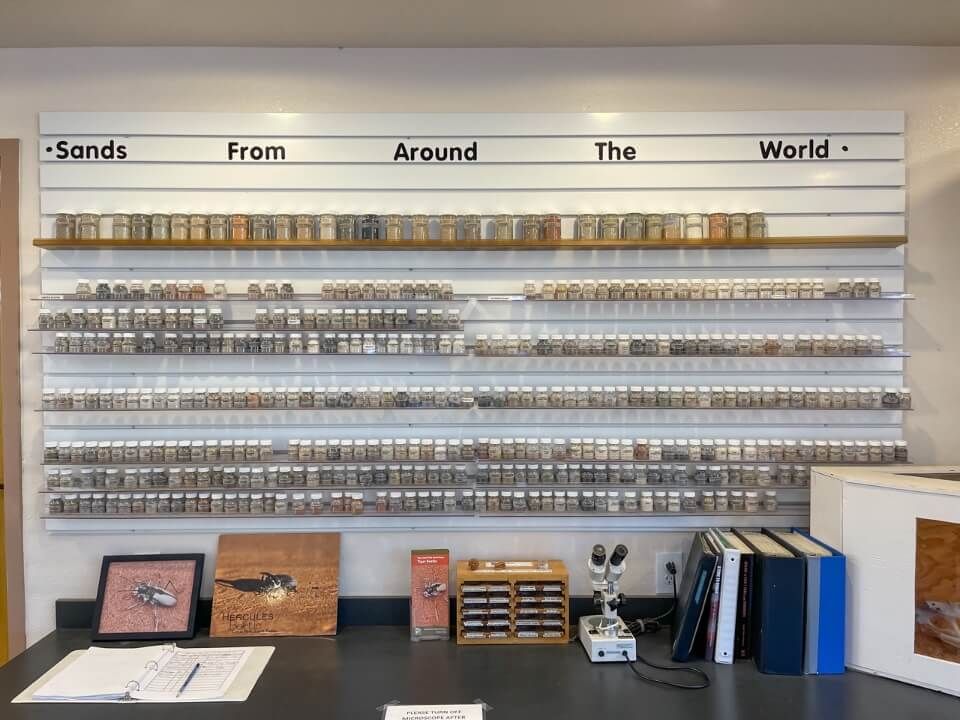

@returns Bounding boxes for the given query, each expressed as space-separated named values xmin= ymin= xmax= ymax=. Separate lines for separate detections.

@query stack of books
xmin=671 ymin=528 xmax=845 ymax=675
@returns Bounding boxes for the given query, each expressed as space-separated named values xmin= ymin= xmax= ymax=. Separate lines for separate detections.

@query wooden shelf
xmin=33 ymin=235 xmax=908 ymax=251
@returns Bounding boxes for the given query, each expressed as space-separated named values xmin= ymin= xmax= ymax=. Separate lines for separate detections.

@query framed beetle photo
xmin=92 ymin=554 xmax=204 ymax=641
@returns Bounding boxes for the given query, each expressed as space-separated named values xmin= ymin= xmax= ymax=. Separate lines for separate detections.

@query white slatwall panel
xmin=42 ymin=162 xmax=906 ymax=189
xmin=40 ymin=189 xmax=904 ymax=216
xmin=36 ymin=111 xmax=907 ymax=533
xmin=38 ymin=135 xmax=906 ymax=163
xmin=38 ymin=111 xmax=905 ymax=134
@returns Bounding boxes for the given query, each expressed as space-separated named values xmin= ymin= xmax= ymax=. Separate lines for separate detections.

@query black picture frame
xmin=91 ymin=553 xmax=205 ymax=641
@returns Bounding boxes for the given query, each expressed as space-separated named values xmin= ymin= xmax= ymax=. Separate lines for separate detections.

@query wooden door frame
xmin=0 ymin=139 xmax=25 ymax=657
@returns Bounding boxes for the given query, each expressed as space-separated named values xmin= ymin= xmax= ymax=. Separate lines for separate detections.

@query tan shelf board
xmin=33 ymin=235 xmax=908 ymax=251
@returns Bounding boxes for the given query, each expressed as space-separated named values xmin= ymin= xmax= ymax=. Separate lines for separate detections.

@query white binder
xmin=709 ymin=528 xmax=742 ymax=664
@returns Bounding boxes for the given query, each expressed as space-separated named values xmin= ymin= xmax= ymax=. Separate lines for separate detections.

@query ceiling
xmin=2 ymin=0 xmax=960 ymax=47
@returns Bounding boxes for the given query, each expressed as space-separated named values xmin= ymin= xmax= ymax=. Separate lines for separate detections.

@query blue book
xmin=769 ymin=529 xmax=846 ymax=674
xmin=671 ymin=533 xmax=720 ymax=662
xmin=734 ymin=530 xmax=805 ymax=675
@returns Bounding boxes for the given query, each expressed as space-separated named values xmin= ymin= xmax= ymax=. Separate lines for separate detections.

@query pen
xmin=176 ymin=662 xmax=201 ymax=697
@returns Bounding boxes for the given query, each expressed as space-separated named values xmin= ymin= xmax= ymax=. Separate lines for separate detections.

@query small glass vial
xmin=684 ymin=213 xmax=705 ymax=239
xmin=462 ymin=215 xmax=482 ymax=240
xmin=664 ymin=491 xmax=680 ymax=513
xmin=709 ymin=490 xmax=726 ymax=512
xmin=763 ymin=490 xmax=778 ymax=512
xmin=599 ymin=214 xmax=620 ymax=239
xmin=439 ymin=214 xmax=458 ymax=241
xmin=147 ymin=213 xmax=170 ymax=240
xmin=542 ymin=214 xmax=562 ymax=240
xmin=494 ymin=214 xmax=514 ymax=241
xmin=383 ymin=214 xmax=404 ymax=241
xmin=576 ymin=215 xmax=598 ymax=240
xmin=109 ymin=213 xmax=132 ymax=240
xmin=336 ymin=215 xmax=356 ymax=240
xmin=55 ymin=213 xmax=77 ymax=239
xmin=77 ymin=213 xmax=101 ymax=240
xmin=521 ymin=214 xmax=542 ymax=241
xmin=701 ymin=490 xmax=716 ymax=512
xmin=640 ymin=491 xmax=654 ymax=512
xmin=645 ymin=490 xmax=663 ymax=512
xmin=409 ymin=215 xmax=429 ymax=241
xmin=639 ymin=214 xmax=660 ymax=239
xmin=730 ymin=490 xmax=745 ymax=512
xmin=662 ymin=214 xmax=683 ymax=239
xmin=170 ymin=213 xmax=190 ymax=240
xmin=894 ymin=440 xmax=909 ymax=462
xmin=359 ymin=214 xmax=381 ymax=240
xmin=316 ymin=214 xmax=337 ymax=240
xmin=748 ymin=212 xmax=767 ymax=238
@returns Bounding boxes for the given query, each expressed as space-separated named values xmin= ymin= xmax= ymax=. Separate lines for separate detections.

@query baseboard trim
xmin=56 ymin=596 xmax=674 ymax=631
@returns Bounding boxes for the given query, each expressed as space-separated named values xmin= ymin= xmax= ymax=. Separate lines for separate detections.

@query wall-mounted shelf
xmin=32 ymin=293 xmax=916 ymax=303
xmin=41 ymin=510 xmax=812 ymax=534
xmin=35 ymin=351 xmax=467 ymax=357
xmin=36 ymin=406 xmax=911 ymax=414
xmin=33 ymin=235 xmax=909 ymax=251
xmin=30 ymin=326 xmax=464 ymax=334
xmin=38 ymin=485 xmax=476 ymax=494
xmin=33 ymin=350 xmax=908 ymax=358
xmin=35 ymin=295 xmax=467 ymax=304
xmin=36 ymin=485 xmax=811 ymax=497
xmin=40 ymin=459 xmax=905 ymax=469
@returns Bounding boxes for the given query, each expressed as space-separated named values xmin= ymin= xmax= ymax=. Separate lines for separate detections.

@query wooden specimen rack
xmin=456 ymin=559 xmax=569 ymax=645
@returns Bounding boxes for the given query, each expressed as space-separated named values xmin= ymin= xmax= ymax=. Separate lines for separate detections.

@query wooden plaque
xmin=211 ymin=533 xmax=340 ymax=637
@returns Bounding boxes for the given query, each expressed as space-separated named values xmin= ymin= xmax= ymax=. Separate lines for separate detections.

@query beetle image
xmin=132 ymin=581 xmax=178 ymax=608
xmin=422 ymin=582 xmax=447 ymax=598
xmin=419 ymin=582 xmax=448 ymax=624
xmin=116 ymin=576 xmax=179 ymax=632
xmin=216 ymin=572 xmax=299 ymax=600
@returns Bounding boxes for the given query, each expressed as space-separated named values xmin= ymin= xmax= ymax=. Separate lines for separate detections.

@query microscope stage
xmin=578 ymin=616 xmax=637 ymax=662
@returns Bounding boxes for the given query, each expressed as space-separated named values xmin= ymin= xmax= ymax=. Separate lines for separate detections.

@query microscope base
xmin=578 ymin=615 xmax=637 ymax=662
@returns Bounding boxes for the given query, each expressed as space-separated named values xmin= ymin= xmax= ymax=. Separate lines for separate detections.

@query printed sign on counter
xmin=383 ymin=704 xmax=484 ymax=720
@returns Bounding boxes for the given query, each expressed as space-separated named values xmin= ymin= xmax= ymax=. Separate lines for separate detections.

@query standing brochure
xmin=410 ymin=549 xmax=450 ymax=641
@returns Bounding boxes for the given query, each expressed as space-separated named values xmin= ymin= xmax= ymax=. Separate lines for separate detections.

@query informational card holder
xmin=379 ymin=701 xmax=490 ymax=720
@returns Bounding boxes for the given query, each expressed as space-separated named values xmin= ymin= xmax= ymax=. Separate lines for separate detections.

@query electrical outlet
xmin=655 ymin=551 xmax=684 ymax=595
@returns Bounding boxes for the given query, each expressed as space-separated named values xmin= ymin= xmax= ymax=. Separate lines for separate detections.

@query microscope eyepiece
xmin=591 ymin=544 xmax=606 ymax=567
xmin=609 ymin=544 xmax=628 ymax=567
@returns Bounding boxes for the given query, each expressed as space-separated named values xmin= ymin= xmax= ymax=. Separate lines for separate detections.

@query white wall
xmin=2 ymin=46 xmax=959 ymax=644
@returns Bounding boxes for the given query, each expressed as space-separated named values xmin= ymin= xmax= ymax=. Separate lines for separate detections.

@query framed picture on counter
xmin=211 ymin=532 xmax=340 ymax=637
xmin=91 ymin=553 xmax=205 ymax=641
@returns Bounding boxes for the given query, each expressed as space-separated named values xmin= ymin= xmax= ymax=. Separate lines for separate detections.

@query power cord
xmin=668 ymin=560 xmax=678 ymax=640
xmin=625 ymin=559 xmax=678 ymax=636
xmin=624 ymin=559 xmax=711 ymax=690
xmin=624 ymin=651 xmax=711 ymax=690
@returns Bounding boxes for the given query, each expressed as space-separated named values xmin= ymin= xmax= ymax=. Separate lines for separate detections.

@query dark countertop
xmin=2 ymin=627 xmax=957 ymax=719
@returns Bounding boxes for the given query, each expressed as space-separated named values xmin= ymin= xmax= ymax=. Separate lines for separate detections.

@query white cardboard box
xmin=811 ymin=465 xmax=960 ymax=696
